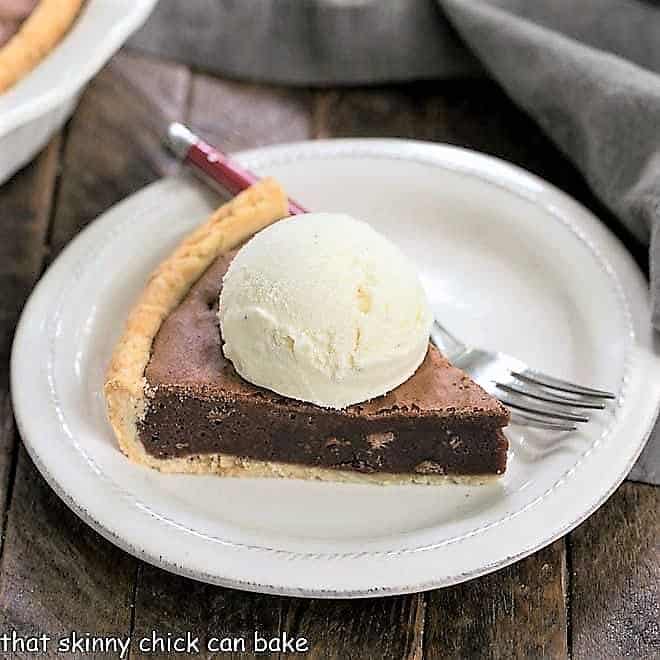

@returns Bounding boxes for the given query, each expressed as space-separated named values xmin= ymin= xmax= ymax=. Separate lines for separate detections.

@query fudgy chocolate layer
xmin=141 ymin=389 xmax=507 ymax=474
xmin=139 ymin=251 xmax=509 ymax=475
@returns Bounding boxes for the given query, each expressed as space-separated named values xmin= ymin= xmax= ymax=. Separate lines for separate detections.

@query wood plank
xmin=135 ymin=581 xmax=423 ymax=660
xmin=569 ymin=482 xmax=660 ymax=658
xmin=0 ymin=447 xmax=136 ymax=654
xmin=134 ymin=579 xmax=423 ymax=660
xmin=0 ymin=139 xmax=60 ymax=536
xmin=133 ymin=564 xmax=282 ymax=659
xmin=0 ymin=138 xmax=60 ymax=375
xmin=0 ymin=392 xmax=13 ymax=534
xmin=0 ymin=51 xmax=191 ymax=655
xmin=188 ymin=75 xmax=314 ymax=152
xmin=280 ymin=593 xmax=424 ymax=659
xmin=50 ymin=50 xmax=190 ymax=256
xmin=424 ymin=542 xmax=568 ymax=659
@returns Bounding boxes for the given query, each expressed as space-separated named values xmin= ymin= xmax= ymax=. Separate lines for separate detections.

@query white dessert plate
xmin=11 ymin=139 xmax=659 ymax=598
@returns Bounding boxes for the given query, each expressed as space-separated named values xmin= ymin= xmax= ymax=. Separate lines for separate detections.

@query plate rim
xmin=11 ymin=138 xmax=658 ymax=597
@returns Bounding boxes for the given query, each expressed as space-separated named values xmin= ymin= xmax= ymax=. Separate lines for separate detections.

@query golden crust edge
xmin=0 ymin=0 xmax=85 ymax=93
xmin=123 ymin=450 xmax=503 ymax=485
xmin=103 ymin=178 xmax=290 ymax=466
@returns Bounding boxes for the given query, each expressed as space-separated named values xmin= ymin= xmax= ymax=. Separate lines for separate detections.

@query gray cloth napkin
xmin=130 ymin=0 xmax=660 ymax=485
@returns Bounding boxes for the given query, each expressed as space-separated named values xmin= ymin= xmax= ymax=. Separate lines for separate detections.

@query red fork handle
xmin=166 ymin=123 xmax=308 ymax=216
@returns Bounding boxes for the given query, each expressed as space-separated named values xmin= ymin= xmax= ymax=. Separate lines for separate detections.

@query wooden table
xmin=0 ymin=50 xmax=658 ymax=659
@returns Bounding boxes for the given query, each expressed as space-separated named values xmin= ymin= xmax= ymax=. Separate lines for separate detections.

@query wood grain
xmin=424 ymin=542 xmax=568 ymax=659
xmin=188 ymin=75 xmax=314 ymax=152
xmin=0 ymin=52 xmax=191 ymax=655
xmin=569 ymin=482 xmax=660 ymax=658
xmin=0 ymin=392 xmax=13 ymax=536
xmin=49 ymin=50 xmax=190 ymax=256
xmin=133 ymin=570 xmax=424 ymax=659
xmin=280 ymin=593 xmax=424 ymax=660
xmin=0 ymin=138 xmax=60 ymax=376
xmin=0 ymin=448 xmax=135 ymax=653
xmin=133 ymin=564 xmax=282 ymax=659
xmin=0 ymin=139 xmax=60 ymax=543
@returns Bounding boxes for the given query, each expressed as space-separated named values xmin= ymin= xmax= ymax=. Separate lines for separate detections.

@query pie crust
xmin=0 ymin=0 xmax=85 ymax=93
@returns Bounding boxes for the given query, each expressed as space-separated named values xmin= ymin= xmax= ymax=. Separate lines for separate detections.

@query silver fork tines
xmin=497 ymin=394 xmax=590 ymax=423
xmin=511 ymin=369 xmax=616 ymax=399
xmin=496 ymin=381 xmax=606 ymax=410
xmin=430 ymin=320 xmax=615 ymax=432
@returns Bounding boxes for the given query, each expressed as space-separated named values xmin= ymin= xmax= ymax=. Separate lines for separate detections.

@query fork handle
xmin=430 ymin=320 xmax=468 ymax=361
xmin=166 ymin=123 xmax=308 ymax=215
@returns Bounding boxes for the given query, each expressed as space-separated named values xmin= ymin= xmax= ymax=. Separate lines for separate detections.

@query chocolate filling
xmin=139 ymin=251 xmax=509 ymax=475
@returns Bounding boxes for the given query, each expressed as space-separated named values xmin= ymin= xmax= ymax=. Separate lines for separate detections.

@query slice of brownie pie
xmin=105 ymin=179 xmax=509 ymax=483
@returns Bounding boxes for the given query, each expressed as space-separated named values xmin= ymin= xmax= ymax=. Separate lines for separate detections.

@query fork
xmin=431 ymin=321 xmax=615 ymax=431
xmin=165 ymin=122 xmax=616 ymax=431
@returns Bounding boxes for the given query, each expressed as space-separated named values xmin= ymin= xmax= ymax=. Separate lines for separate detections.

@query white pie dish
xmin=11 ymin=139 xmax=659 ymax=597
xmin=0 ymin=0 xmax=158 ymax=185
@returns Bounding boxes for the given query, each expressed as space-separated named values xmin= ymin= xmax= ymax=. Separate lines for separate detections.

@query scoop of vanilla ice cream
xmin=218 ymin=213 xmax=432 ymax=409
